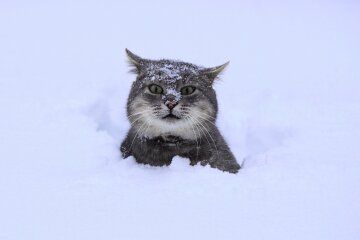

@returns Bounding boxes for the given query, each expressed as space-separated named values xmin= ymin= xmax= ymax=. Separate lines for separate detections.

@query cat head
xmin=125 ymin=49 xmax=229 ymax=140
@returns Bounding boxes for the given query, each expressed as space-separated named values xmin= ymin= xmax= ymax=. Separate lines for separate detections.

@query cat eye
xmin=148 ymin=84 xmax=163 ymax=94
xmin=180 ymin=86 xmax=196 ymax=95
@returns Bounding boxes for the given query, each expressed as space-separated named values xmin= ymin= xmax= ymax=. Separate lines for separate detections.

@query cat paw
xmin=120 ymin=145 xmax=130 ymax=159
xmin=208 ymin=159 xmax=241 ymax=174
xmin=218 ymin=161 xmax=240 ymax=174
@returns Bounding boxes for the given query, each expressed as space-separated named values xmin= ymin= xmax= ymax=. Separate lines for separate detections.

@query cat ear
xmin=125 ymin=48 xmax=145 ymax=74
xmin=202 ymin=61 xmax=230 ymax=83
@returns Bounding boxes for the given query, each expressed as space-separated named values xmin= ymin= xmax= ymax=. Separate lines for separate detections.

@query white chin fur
xmin=137 ymin=114 xmax=198 ymax=140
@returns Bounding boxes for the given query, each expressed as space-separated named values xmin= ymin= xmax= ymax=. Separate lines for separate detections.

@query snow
xmin=158 ymin=64 xmax=181 ymax=79
xmin=1 ymin=1 xmax=360 ymax=240
xmin=163 ymin=87 xmax=182 ymax=102
xmin=147 ymin=62 xmax=199 ymax=83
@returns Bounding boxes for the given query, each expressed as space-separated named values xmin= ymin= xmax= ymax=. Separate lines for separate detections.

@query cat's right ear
xmin=125 ymin=48 xmax=144 ymax=74
xmin=202 ymin=61 xmax=230 ymax=83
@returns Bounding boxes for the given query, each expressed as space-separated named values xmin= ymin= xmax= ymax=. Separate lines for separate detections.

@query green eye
xmin=180 ymin=86 xmax=196 ymax=95
xmin=149 ymin=84 xmax=163 ymax=94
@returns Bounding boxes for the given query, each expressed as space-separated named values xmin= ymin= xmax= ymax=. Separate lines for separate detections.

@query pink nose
xmin=164 ymin=94 xmax=178 ymax=109
xmin=166 ymin=100 xmax=177 ymax=109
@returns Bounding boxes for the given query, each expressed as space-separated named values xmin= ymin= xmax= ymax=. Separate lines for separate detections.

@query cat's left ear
xmin=125 ymin=48 xmax=145 ymax=74
xmin=202 ymin=61 xmax=230 ymax=83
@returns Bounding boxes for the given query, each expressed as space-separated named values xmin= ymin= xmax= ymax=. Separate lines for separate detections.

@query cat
xmin=120 ymin=49 xmax=240 ymax=174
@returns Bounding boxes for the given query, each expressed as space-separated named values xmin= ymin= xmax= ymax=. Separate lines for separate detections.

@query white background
xmin=1 ymin=1 xmax=360 ymax=239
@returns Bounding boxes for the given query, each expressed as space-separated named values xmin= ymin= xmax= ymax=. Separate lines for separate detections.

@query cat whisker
xmin=187 ymin=114 xmax=211 ymax=150
xmin=127 ymin=109 xmax=152 ymax=119
xmin=129 ymin=115 xmax=147 ymax=126
xmin=129 ymin=109 xmax=161 ymax=124
xmin=184 ymin=116 xmax=200 ymax=160
xmin=191 ymin=109 xmax=216 ymax=120
xmin=140 ymin=119 xmax=152 ymax=140
xmin=192 ymin=117 xmax=216 ymax=129
xmin=190 ymin=111 xmax=218 ymax=128
xmin=188 ymin=114 xmax=220 ymax=159
xmin=128 ymin=120 xmax=149 ymax=151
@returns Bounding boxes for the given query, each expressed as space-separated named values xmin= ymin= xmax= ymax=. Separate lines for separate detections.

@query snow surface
xmin=1 ymin=1 xmax=360 ymax=239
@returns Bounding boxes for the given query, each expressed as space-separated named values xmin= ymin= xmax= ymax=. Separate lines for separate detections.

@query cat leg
xmin=199 ymin=151 xmax=240 ymax=173
xmin=189 ymin=149 xmax=240 ymax=173
xmin=120 ymin=134 xmax=132 ymax=158
xmin=200 ymin=131 xmax=240 ymax=174
xmin=186 ymin=146 xmax=211 ymax=166
xmin=205 ymin=155 xmax=240 ymax=174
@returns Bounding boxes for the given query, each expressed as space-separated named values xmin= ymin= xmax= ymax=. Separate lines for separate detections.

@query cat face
xmin=125 ymin=49 xmax=228 ymax=140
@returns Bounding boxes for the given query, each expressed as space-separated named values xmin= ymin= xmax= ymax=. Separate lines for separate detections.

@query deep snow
xmin=1 ymin=1 xmax=360 ymax=240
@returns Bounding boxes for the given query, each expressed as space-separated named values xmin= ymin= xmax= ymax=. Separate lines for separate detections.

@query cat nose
xmin=165 ymin=94 xmax=178 ymax=110
xmin=166 ymin=101 xmax=177 ymax=110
